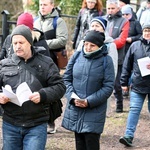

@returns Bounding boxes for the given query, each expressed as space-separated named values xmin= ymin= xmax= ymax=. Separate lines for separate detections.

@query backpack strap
xmin=52 ymin=16 xmax=59 ymax=31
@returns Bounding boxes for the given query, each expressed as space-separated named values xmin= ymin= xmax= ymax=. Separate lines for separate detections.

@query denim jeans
xmin=125 ymin=91 xmax=150 ymax=138
xmin=2 ymin=121 xmax=47 ymax=150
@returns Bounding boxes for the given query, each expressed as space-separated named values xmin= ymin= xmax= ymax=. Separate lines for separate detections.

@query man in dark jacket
xmin=105 ymin=0 xmax=129 ymax=112
xmin=0 ymin=25 xmax=66 ymax=150
xmin=119 ymin=24 xmax=150 ymax=147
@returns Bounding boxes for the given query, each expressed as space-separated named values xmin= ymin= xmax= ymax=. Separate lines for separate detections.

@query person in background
xmin=121 ymin=5 xmax=142 ymax=98
xmin=62 ymin=30 xmax=115 ymax=150
xmin=90 ymin=16 xmax=118 ymax=114
xmin=119 ymin=0 xmax=137 ymax=19
xmin=34 ymin=0 xmax=68 ymax=66
xmin=119 ymin=24 xmax=150 ymax=147
xmin=90 ymin=16 xmax=118 ymax=77
xmin=34 ymin=0 xmax=68 ymax=134
xmin=136 ymin=0 xmax=150 ymax=27
xmin=121 ymin=5 xmax=142 ymax=55
xmin=119 ymin=0 xmax=130 ymax=8
xmin=0 ymin=12 xmax=50 ymax=60
xmin=76 ymin=16 xmax=118 ymax=77
xmin=105 ymin=0 xmax=129 ymax=113
xmin=72 ymin=0 xmax=104 ymax=50
xmin=0 ymin=25 xmax=66 ymax=150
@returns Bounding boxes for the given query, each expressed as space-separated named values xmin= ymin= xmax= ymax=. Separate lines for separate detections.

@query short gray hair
xmin=106 ymin=0 xmax=119 ymax=7
xmin=50 ymin=0 xmax=54 ymax=4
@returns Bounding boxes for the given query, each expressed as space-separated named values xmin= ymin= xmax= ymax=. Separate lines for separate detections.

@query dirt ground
xmin=46 ymin=95 xmax=150 ymax=150
xmin=0 ymin=95 xmax=149 ymax=150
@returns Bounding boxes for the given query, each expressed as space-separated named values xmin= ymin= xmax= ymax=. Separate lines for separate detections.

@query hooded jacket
xmin=62 ymin=46 xmax=115 ymax=134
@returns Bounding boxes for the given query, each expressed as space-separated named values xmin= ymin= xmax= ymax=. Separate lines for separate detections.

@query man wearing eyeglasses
xmin=105 ymin=0 xmax=129 ymax=113
xmin=119 ymin=24 xmax=150 ymax=147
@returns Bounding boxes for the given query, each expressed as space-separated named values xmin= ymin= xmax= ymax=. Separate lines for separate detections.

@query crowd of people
xmin=0 ymin=0 xmax=150 ymax=149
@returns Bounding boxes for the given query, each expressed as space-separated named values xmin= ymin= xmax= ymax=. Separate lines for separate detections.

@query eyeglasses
xmin=122 ymin=14 xmax=129 ymax=16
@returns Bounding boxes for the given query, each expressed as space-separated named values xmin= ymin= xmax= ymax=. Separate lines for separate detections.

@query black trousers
xmin=75 ymin=132 xmax=101 ymax=150
xmin=114 ymin=65 xmax=123 ymax=108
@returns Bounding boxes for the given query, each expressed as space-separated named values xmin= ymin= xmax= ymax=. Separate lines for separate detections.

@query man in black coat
xmin=0 ymin=25 xmax=66 ymax=150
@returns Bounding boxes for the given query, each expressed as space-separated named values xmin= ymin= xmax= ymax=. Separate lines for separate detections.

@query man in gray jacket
xmin=0 ymin=25 xmax=66 ymax=150
xmin=34 ymin=0 xmax=68 ymax=66
xmin=105 ymin=0 xmax=129 ymax=113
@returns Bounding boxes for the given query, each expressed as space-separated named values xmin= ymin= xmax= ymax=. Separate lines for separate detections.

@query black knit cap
xmin=120 ymin=0 xmax=130 ymax=4
xmin=11 ymin=25 xmax=33 ymax=46
xmin=84 ymin=30 xmax=105 ymax=47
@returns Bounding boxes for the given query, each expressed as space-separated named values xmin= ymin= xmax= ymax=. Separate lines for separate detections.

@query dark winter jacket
xmin=106 ymin=11 xmax=129 ymax=65
xmin=125 ymin=15 xmax=142 ymax=54
xmin=72 ymin=8 xmax=104 ymax=50
xmin=0 ymin=48 xmax=66 ymax=127
xmin=0 ymin=28 xmax=50 ymax=60
xmin=121 ymin=37 xmax=150 ymax=94
xmin=62 ymin=46 xmax=115 ymax=134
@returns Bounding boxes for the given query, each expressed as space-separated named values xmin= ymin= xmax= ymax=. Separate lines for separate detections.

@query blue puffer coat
xmin=62 ymin=46 xmax=115 ymax=134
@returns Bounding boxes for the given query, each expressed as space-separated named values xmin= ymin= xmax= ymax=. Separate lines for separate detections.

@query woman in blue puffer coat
xmin=62 ymin=30 xmax=115 ymax=150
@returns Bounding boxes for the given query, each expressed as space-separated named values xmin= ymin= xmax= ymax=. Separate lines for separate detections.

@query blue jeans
xmin=125 ymin=91 xmax=150 ymax=138
xmin=2 ymin=121 xmax=47 ymax=150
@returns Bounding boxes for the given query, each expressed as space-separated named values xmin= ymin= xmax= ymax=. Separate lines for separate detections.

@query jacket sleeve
xmin=0 ymin=35 xmax=11 ymax=60
xmin=46 ymin=18 xmax=68 ymax=49
xmin=120 ymin=46 xmax=134 ymax=87
xmin=72 ymin=10 xmax=82 ymax=49
xmin=38 ymin=57 xmax=66 ymax=103
xmin=130 ymin=21 xmax=142 ymax=42
xmin=108 ymin=42 xmax=118 ymax=77
xmin=63 ymin=52 xmax=80 ymax=102
xmin=114 ymin=20 xmax=129 ymax=49
xmin=86 ymin=56 xmax=115 ymax=108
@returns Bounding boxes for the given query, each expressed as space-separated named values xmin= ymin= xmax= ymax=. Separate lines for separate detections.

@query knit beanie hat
xmin=91 ymin=16 xmax=107 ymax=30
xmin=121 ymin=5 xmax=132 ymax=15
xmin=84 ymin=30 xmax=105 ymax=47
xmin=17 ymin=12 xmax=33 ymax=30
xmin=119 ymin=0 xmax=130 ymax=4
xmin=11 ymin=25 xmax=33 ymax=46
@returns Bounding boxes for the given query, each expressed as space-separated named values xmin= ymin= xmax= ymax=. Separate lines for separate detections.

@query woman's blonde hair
xmin=82 ymin=0 xmax=103 ymax=11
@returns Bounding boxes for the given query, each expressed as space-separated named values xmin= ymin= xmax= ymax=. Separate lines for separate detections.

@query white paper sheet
xmin=137 ymin=57 xmax=150 ymax=77
xmin=71 ymin=92 xmax=85 ymax=101
xmin=2 ymin=82 xmax=32 ymax=106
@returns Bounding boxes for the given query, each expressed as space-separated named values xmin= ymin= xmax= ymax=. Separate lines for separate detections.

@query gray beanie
xmin=11 ymin=25 xmax=33 ymax=46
